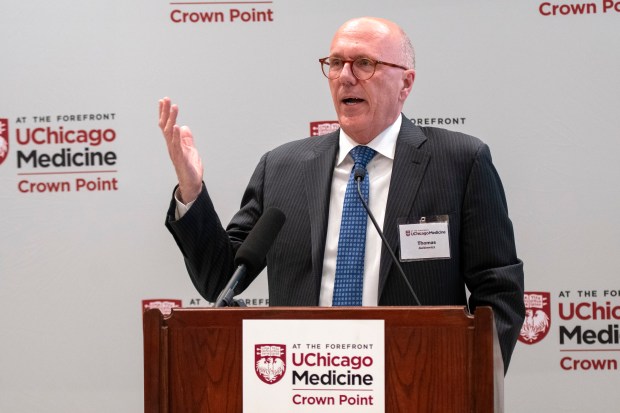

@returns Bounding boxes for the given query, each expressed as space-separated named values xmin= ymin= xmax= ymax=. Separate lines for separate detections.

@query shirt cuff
xmin=174 ymin=188 xmax=196 ymax=220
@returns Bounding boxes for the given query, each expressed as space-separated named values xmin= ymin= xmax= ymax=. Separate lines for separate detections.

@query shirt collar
xmin=337 ymin=115 xmax=402 ymax=165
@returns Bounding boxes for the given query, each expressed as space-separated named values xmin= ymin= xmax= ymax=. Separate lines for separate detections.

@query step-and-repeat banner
xmin=2 ymin=1 xmax=619 ymax=411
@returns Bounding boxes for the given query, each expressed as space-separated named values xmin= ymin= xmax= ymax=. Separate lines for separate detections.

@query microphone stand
xmin=355 ymin=168 xmax=422 ymax=306
xmin=214 ymin=264 xmax=248 ymax=307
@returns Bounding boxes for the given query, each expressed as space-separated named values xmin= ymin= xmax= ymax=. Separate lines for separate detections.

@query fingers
xmin=171 ymin=124 xmax=181 ymax=154
xmin=160 ymin=97 xmax=194 ymax=162
xmin=164 ymin=105 xmax=178 ymax=140
xmin=168 ymin=104 xmax=178 ymax=131
xmin=159 ymin=97 xmax=180 ymax=145
xmin=158 ymin=97 xmax=170 ymax=130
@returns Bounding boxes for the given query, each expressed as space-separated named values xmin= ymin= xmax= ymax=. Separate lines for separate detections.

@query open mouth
xmin=342 ymin=98 xmax=365 ymax=105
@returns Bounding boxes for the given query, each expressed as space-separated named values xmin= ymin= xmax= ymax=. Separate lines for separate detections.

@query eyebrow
xmin=328 ymin=54 xmax=376 ymax=60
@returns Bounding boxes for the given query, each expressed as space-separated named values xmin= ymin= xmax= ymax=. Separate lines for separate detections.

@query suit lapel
xmin=378 ymin=117 xmax=430 ymax=298
xmin=302 ymin=132 xmax=339 ymax=304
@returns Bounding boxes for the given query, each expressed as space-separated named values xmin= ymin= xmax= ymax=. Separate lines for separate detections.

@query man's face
xmin=328 ymin=19 xmax=415 ymax=144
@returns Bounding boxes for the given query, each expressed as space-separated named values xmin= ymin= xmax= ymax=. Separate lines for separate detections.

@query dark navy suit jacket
xmin=166 ymin=115 xmax=525 ymax=370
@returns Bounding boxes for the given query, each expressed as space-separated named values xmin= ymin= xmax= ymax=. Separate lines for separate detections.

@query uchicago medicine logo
xmin=141 ymin=299 xmax=182 ymax=316
xmin=6 ymin=112 xmax=120 ymax=194
xmin=255 ymin=344 xmax=286 ymax=384
xmin=0 ymin=118 xmax=8 ymax=165
xmin=519 ymin=291 xmax=551 ymax=345
xmin=310 ymin=120 xmax=339 ymax=137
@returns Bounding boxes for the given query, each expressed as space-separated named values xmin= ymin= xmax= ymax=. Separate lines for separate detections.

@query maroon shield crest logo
xmin=0 ymin=119 xmax=9 ymax=166
xmin=309 ymin=120 xmax=339 ymax=137
xmin=142 ymin=299 xmax=182 ymax=316
xmin=519 ymin=291 xmax=551 ymax=345
xmin=255 ymin=344 xmax=286 ymax=384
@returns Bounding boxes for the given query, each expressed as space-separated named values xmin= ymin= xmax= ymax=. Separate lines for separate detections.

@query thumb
xmin=178 ymin=125 xmax=194 ymax=144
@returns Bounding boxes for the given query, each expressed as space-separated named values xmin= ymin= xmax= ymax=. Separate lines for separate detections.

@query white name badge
xmin=398 ymin=217 xmax=450 ymax=261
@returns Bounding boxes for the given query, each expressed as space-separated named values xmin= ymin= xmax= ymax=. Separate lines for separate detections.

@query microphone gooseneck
xmin=355 ymin=169 xmax=422 ymax=306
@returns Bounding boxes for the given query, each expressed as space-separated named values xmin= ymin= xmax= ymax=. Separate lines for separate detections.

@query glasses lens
xmin=320 ymin=57 xmax=377 ymax=80
xmin=352 ymin=58 xmax=375 ymax=80
xmin=321 ymin=61 xmax=332 ymax=78
xmin=322 ymin=58 xmax=342 ymax=79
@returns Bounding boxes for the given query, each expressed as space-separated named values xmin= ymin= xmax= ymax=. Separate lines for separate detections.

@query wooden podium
xmin=143 ymin=306 xmax=503 ymax=412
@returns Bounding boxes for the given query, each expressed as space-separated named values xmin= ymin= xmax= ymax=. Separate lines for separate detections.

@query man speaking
xmin=159 ymin=17 xmax=524 ymax=371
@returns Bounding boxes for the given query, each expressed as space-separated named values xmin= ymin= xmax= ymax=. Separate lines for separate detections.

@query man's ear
xmin=400 ymin=69 xmax=415 ymax=100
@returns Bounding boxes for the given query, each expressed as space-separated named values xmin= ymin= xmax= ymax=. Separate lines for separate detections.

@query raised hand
xmin=158 ymin=97 xmax=204 ymax=204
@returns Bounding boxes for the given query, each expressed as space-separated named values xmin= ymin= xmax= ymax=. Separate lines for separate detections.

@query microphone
xmin=214 ymin=207 xmax=286 ymax=307
xmin=354 ymin=168 xmax=422 ymax=306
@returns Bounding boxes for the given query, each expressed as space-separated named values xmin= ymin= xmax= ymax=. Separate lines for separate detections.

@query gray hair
xmin=399 ymin=27 xmax=416 ymax=69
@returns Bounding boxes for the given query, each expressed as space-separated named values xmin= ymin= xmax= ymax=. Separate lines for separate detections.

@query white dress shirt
xmin=319 ymin=116 xmax=400 ymax=306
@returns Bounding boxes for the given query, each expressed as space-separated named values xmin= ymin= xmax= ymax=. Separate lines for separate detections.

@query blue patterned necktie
xmin=332 ymin=145 xmax=377 ymax=306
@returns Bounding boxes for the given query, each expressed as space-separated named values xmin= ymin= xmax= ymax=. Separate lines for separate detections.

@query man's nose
xmin=339 ymin=62 xmax=358 ymax=85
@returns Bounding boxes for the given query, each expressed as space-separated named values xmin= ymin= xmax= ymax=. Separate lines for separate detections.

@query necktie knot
xmin=349 ymin=146 xmax=376 ymax=170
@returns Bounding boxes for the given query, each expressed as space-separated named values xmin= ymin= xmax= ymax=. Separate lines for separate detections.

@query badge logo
xmin=255 ymin=344 xmax=286 ymax=384
xmin=142 ymin=299 xmax=182 ymax=315
xmin=519 ymin=291 xmax=551 ymax=345
xmin=0 ymin=119 xmax=9 ymax=165
xmin=310 ymin=120 xmax=339 ymax=137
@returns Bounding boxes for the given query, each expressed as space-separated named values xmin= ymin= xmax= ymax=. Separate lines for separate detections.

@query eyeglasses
xmin=319 ymin=56 xmax=409 ymax=81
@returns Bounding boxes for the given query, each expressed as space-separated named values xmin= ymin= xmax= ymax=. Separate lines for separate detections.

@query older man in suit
xmin=159 ymin=17 xmax=524 ymax=371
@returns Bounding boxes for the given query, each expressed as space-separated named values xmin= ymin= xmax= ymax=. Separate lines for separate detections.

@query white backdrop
xmin=1 ymin=0 xmax=619 ymax=411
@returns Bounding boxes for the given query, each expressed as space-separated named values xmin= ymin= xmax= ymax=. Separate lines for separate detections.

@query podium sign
xmin=243 ymin=319 xmax=385 ymax=412
xmin=143 ymin=306 xmax=504 ymax=412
